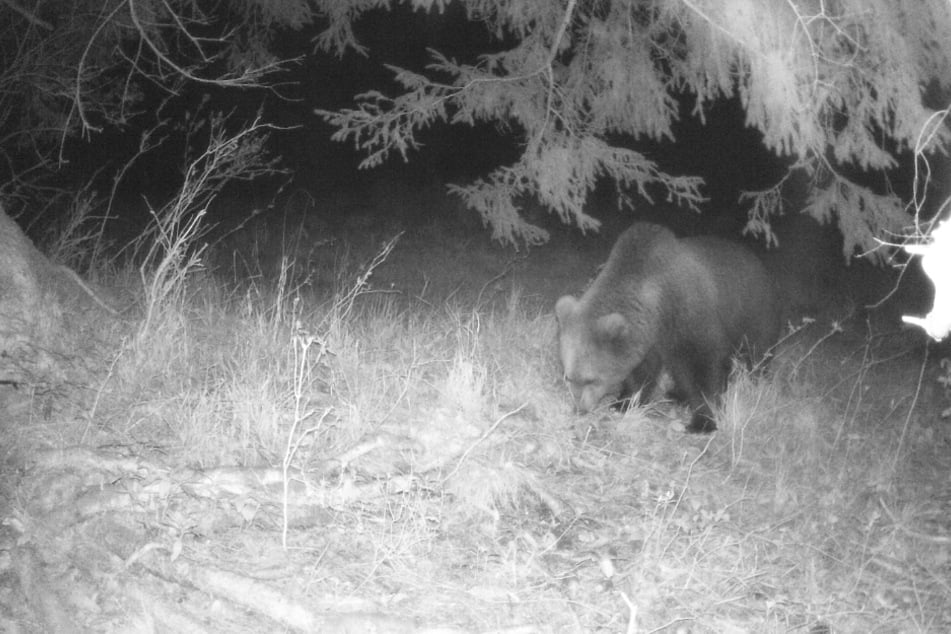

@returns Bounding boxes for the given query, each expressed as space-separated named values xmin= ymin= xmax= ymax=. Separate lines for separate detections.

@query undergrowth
xmin=74 ymin=246 xmax=947 ymax=630
xmin=27 ymin=179 xmax=949 ymax=631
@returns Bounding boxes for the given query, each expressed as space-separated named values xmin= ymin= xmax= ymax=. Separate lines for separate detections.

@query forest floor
xmin=1 ymin=181 xmax=950 ymax=633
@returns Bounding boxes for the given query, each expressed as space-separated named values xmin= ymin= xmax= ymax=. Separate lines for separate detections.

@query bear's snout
xmin=565 ymin=378 xmax=616 ymax=414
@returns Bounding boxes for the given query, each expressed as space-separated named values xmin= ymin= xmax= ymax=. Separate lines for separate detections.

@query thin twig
xmin=1 ymin=0 xmax=52 ymax=29
xmin=441 ymin=403 xmax=527 ymax=483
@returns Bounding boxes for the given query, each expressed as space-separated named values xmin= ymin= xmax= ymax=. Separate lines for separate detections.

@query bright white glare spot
xmin=902 ymin=219 xmax=951 ymax=341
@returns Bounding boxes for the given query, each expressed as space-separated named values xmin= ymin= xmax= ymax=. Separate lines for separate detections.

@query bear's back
xmin=683 ymin=235 xmax=781 ymax=356
xmin=579 ymin=224 xmax=780 ymax=356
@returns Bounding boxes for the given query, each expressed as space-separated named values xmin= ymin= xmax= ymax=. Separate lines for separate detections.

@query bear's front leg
xmin=673 ymin=348 xmax=726 ymax=433
xmin=686 ymin=408 xmax=717 ymax=433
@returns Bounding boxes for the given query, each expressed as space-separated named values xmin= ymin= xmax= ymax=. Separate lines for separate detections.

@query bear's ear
xmin=595 ymin=313 xmax=629 ymax=341
xmin=555 ymin=296 xmax=578 ymax=324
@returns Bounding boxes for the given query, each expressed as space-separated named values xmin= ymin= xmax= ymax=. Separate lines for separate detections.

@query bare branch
xmin=126 ymin=0 xmax=285 ymax=88
xmin=0 ymin=0 xmax=52 ymax=30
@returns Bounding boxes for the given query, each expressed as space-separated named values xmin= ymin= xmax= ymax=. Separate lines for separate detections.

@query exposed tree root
xmin=12 ymin=545 xmax=80 ymax=634
xmin=7 ymin=444 xmax=541 ymax=632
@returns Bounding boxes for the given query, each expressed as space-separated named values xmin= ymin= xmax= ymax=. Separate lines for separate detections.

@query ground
xmin=0 ymin=179 xmax=949 ymax=633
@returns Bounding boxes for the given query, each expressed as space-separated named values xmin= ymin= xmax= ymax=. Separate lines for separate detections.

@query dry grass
xmin=4 ymin=186 xmax=950 ymax=632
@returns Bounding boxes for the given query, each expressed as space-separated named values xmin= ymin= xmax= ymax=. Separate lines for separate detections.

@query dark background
xmin=64 ymin=5 xmax=812 ymax=236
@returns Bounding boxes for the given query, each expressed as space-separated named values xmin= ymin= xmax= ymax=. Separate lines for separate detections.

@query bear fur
xmin=555 ymin=222 xmax=780 ymax=432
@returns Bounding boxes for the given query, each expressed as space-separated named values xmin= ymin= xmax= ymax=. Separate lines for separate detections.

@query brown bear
xmin=555 ymin=222 xmax=781 ymax=432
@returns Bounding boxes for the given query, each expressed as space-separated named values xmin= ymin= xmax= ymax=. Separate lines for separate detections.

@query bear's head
xmin=555 ymin=295 xmax=639 ymax=413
